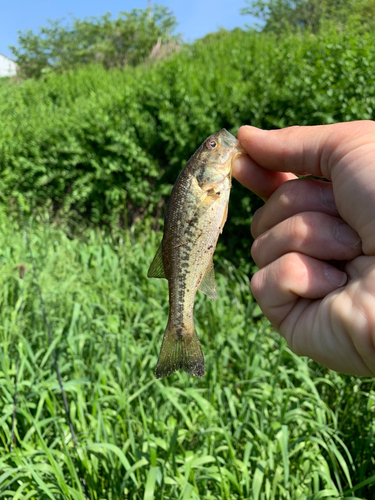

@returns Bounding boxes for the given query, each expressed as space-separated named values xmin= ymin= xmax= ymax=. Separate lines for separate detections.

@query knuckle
xmin=251 ymin=238 xmax=262 ymax=266
xmin=287 ymin=215 xmax=309 ymax=242
xmin=277 ymin=178 xmax=301 ymax=207
xmin=251 ymin=208 xmax=264 ymax=238
xmin=250 ymin=270 xmax=264 ymax=301
xmin=279 ymin=252 xmax=308 ymax=283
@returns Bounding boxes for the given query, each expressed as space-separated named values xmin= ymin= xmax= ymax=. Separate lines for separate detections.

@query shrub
xmin=1 ymin=26 xmax=375 ymax=266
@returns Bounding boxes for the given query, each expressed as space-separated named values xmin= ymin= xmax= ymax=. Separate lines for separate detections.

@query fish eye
xmin=206 ymin=139 xmax=217 ymax=150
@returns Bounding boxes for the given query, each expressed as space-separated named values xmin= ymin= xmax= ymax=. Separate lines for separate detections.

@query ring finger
xmin=252 ymin=211 xmax=362 ymax=268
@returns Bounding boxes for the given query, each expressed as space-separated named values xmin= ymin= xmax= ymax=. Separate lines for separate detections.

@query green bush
xmin=1 ymin=25 xmax=375 ymax=266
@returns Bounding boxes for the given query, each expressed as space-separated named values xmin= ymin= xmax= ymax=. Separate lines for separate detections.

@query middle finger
xmin=252 ymin=211 xmax=362 ymax=268
xmin=252 ymin=178 xmax=340 ymax=238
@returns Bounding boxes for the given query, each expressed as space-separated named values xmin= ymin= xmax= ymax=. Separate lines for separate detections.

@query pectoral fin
xmin=198 ymin=260 xmax=217 ymax=301
xmin=147 ymin=243 xmax=166 ymax=279
xmin=197 ymin=173 xmax=226 ymax=193
xmin=192 ymin=177 xmax=219 ymax=210
xmin=181 ymin=178 xmax=219 ymax=239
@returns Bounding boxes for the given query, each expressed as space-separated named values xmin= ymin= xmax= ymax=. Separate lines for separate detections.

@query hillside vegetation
xmin=1 ymin=25 xmax=375 ymax=265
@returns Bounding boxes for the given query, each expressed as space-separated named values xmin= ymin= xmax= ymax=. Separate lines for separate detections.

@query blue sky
xmin=1 ymin=0 xmax=257 ymax=59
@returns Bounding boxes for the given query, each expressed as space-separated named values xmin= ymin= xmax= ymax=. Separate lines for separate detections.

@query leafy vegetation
xmin=241 ymin=0 xmax=375 ymax=33
xmin=10 ymin=5 xmax=178 ymax=79
xmin=0 ymin=210 xmax=374 ymax=499
xmin=1 ymin=25 xmax=375 ymax=266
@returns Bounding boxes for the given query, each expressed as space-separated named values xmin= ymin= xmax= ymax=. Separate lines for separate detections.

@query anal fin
xmin=198 ymin=260 xmax=217 ymax=301
xmin=147 ymin=243 xmax=166 ymax=279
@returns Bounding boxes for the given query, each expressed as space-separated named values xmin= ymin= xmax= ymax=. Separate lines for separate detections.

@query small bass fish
xmin=148 ymin=129 xmax=244 ymax=379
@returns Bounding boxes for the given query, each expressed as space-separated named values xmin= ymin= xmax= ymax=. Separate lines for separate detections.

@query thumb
xmin=237 ymin=121 xmax=375 ymax=254
xmin=238 ymin=121 xmax=374 ymax=178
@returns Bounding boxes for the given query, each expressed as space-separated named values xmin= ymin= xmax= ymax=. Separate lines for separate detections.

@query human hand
xmin=232 ymin=121 xmax=375 ymax=376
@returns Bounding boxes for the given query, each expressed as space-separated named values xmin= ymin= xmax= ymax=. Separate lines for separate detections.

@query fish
xmin=147 ymin=129 xmax=245 ymax=379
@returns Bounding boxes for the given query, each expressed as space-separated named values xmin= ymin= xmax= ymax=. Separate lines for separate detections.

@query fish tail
xmin=155 ymin=321 xmax=205 ymax=379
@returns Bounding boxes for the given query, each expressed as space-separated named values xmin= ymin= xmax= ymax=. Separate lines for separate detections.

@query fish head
xmin=193 ymin=129 xmax=246 ymax=188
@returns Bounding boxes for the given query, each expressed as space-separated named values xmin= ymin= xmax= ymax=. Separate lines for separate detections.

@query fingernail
xmin=323 ymin=265 xmax=347 ymax=287
xmin=334 ymin=223 xmax=361 ymax=248
xmin=319 ymin=185 xmax=336 ymax=209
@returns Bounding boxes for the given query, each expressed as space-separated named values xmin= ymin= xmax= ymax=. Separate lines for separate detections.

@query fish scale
xmin=147 ymin=129 xmax=245 ymax=379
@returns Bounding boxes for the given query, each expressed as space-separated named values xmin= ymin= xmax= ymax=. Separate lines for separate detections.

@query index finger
xmin=233 ymin=154 xmax=296 ymax=201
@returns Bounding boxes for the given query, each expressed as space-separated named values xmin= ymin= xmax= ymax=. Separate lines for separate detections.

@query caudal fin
xmin=155 ymin=323 xmax=205 ymax=379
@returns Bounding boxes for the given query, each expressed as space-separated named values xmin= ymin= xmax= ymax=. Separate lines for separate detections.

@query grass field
xmin=0 ymin=209 xmax=374 ymax=499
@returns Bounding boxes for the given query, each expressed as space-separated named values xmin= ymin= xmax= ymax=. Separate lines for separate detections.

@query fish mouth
xmin=218 ymin=129 xmax=247 ymax=182
xmin=220 ymin=129 xmax=247 ymax=155
xmin=220 ymin=129 xmax=239 ymax=149
xmin=223 ymin=130 xmax=247 ymax=181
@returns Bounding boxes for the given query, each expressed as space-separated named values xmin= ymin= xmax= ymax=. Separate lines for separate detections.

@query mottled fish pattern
xmin=148 ymin=129 xmax=245 ymax=379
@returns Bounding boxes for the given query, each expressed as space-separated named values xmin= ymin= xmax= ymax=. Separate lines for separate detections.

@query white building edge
xmin=0 ymin=53 xmax=17 ymax=77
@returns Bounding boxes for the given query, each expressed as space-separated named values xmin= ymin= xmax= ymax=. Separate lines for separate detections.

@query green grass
xmin=0 ymin=209 xmax=374 ymax=499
